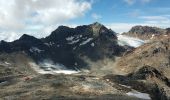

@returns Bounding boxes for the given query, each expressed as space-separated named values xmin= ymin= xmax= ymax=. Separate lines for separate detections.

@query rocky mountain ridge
xmin=0 ymin=22 xmax=124 ymax=70
xmin=123 ymin=25 xmax=168 ymax=40
xmin=114 ymin=35 xmax=170 ymax=100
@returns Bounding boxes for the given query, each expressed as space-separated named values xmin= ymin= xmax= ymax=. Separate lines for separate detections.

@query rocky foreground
xmin=0 ymin=66 xmax=151 ymax=100
xmin=0 ymin=52 xmax=151 ymax=100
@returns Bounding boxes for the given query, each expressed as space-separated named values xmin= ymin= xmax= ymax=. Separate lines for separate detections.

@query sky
xmin=0 ymin=0 xmax=170 ymax=41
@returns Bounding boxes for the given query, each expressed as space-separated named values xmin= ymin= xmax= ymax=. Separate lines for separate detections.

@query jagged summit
xmin=45 ymin=22 xmax=117 ymax=43
xmin=89 ymin=22 xmax=115 ymax=38
xmin=55 ymin=25 xmax=72 ymax=32
xmin=90 ymin=22 xmax=104 ymax=27
xmin=19 ymin=34 xmax=38 ymax=41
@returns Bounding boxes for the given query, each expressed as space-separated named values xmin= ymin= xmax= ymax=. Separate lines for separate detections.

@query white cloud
xmin=155 ymin=7 xmax=170 ymax=13
xmin=139 ymin=15 xmax=170 ymax=24
xmin=105 ymin=22 xmax=170 ymax=33
xmin=0 ymin=0 xmax=92 ymax=41
xmin=140 ymin=16 xmax=168 ymax=20
xmin=141 ymin=0 xmax=151 ymax=3
xmin=0 ymin=0 xmax=91 ymax=28
xmin=91 ymin=13 xmax=102 ymax=20
xmin=106 ymin=23 xmax=138 ymax=33
xmin=1 ymin=21 xmax=170 ymax=42
xmin=124 ymin=0 xmax=135 ymax=5
xmin=38 ymin=23 xmax=78 ymax=38
xmin=124 ymin=0 xmax=152 ymax=5
xmin=105 ymin=15 xmax=170 ymax=34
xmin=128 ymin=9 xmax=141 ymax=17
xmin=0 ymin=32 xmax=21 ymax=42
xmin=140 ymin=15 xmax=168 ymax=20
xmin=0 ymin=23 xmax=78 ymax=42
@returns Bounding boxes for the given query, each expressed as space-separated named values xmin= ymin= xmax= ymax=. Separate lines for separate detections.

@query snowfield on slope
xmin=117 ymin=34 xmax=145 ymax=47
xmin=126 ymin=90 xmax=151 ymax=100
xmin=29 ymin=62 xmax=80 ymax=75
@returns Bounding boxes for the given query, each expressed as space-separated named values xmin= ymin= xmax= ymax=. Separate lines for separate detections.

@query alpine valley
xmin=0 ymin=22 xmax=170 ymax=100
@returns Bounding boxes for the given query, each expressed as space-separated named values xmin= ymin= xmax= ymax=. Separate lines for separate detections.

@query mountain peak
xmin=91 ymin=22 xmax=103 ymax=27
xmin=19 ymin=34 xmax=38 ymax=41
xmin=57 ymin=25 xmax=70 ymax=30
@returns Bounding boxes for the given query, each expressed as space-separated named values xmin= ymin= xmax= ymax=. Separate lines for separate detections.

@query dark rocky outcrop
xmin=166 ymin=28 xmax=170 ymax=34
xmin=128 ymin=65 xmax=170 ymax=100
xmin=104 ymin=65 xmax=170 ymax=100
xmin=128 ymin=65 xmax=170 ymax=86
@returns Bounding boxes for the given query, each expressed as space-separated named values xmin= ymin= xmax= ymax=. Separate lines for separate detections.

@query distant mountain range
xmin=123 ymin=25 xmax=169 ymax=40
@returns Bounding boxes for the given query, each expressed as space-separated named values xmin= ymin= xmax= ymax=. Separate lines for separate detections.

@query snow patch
xmin=4 ymin=62 xmax=11 ymax=65
xmin=73 ymin=47 xmax=77 ymax=50
xmin=44 ymin=42 xmax=55 ymax=46
xmin=53 ymin=70 xmax=79 ymax=74
xmin=126 ymin=90 xmax=151 ymax=100
xmin=68 ymin=39 xmax=80 ymax=44
xmin=66 ymin=35 xmax=85 ymax=45
xmin=164 ymin=35 xmax=168 ymax=37
xmin=74 ymin=62 xmax=78 ymax=66
xmin=57 ymin=45 xmax=60 ymax=47
xmin=119 ymin=84 xmax=131 ymax=88
xmin=29 ymin=61 xmax=79 ymax=75
xmin=30 ymin=47 xmax=44 ymax=53
xmin=91 ymin=43 xmax=95 ymax=47
xmin=66 ymin=36 xmax=74 ymax=41
xmin=79 ymin=35 xmax=82 ymax=38
xmin=39 ymin=60 xmax=66 ymax=70
xmin=0 ymin=81 xmax=8 ymax=85
xmin=117 ymin=35 xmax=145 ymax=48
xmin=80 ymin=38 xmax=93 ymax=46
xmin=0 ymin=61 xmax=11 ymax=66
xmin=150 ymin=34 xmax=155 ymax=39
